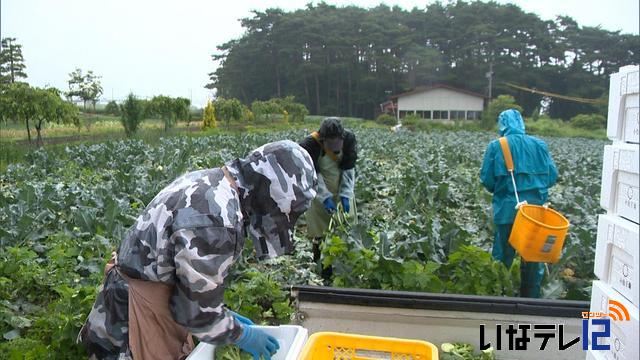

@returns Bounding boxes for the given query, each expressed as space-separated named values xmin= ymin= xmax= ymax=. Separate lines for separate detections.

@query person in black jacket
xmin=299 ymin=117 xmax=357 ymax=281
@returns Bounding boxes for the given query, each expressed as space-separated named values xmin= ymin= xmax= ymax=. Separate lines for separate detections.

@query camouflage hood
xmin=226 ymin=140 xmax=317 ymax=259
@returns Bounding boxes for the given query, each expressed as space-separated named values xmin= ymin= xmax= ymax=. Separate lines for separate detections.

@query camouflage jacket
xmin=79 ymin=140 xmax=317 ymax=359
xmin=80 ymin=168 xmax=245 ymax=358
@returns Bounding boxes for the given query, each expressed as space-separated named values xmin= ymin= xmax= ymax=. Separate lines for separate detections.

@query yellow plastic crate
xmin=298 ymin=332 xmax=438 ymax=360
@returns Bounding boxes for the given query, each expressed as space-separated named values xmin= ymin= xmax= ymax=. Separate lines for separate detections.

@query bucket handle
xmin=499 ymin=137 xmax=527 ymax=209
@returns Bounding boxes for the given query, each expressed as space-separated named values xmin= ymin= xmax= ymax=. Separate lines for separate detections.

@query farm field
xmin=0 ymin=125 xmax=605 ymax=356
xmin=0 ymin=114 xmax=320 ymax=171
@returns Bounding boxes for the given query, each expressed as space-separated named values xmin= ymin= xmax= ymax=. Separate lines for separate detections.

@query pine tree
xmin=0 ymin=38 xmax=28 ymax=84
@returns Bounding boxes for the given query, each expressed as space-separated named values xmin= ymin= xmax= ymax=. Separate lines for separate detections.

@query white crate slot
xmin=595 ymin=214 xmax=640 ymax=306
xmin=588 ymin=281 xmax=639 ymax=360
xmin=600 ymin=143 xmax=640 ymax=224
xmin=608 ymin=65 xmax=639 ymax=144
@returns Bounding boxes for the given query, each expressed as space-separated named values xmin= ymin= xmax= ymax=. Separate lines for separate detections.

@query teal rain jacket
xmin=480 ymin=109 xmax=558 ymax=224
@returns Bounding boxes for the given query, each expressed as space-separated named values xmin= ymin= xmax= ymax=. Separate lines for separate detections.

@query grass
xmin=0 ymin=114 xmax=199 ymax=142
xmin=524 ymin=117 xmax=607 ymax=139
xmin=398 ymin=115 xmax=607 ymax=140
xmin=0 ymin=114 xmax=367 ymax=142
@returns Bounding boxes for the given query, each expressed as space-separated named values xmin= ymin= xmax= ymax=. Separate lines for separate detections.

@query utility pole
xmin=486 ymin=61 xmax=494 ymax=100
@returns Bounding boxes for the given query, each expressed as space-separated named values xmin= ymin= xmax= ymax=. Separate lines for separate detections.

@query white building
xmin=391 ymin=84 xmax=485 ymax=121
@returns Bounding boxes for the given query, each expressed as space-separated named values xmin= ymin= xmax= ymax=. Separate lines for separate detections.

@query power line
xmin=503 ymin=82 xmax=607 ymax=105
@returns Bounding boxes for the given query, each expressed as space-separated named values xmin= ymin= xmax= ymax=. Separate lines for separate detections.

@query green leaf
xmin=3 ymin=329 xmax=20 ymax=341
xmin=73 ymin=206 xmax=96 ymax=233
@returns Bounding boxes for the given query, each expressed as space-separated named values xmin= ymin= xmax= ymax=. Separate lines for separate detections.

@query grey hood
xmin=226 ymin=140 xmax=317 ymax=259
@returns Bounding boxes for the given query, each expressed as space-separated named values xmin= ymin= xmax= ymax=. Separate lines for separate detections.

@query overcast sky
xmin=1 ymin=0 xmax=638 ymax=107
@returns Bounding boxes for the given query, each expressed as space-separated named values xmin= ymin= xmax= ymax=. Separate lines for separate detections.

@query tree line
xmin=208 ymin=1 xmax=639 ymax=120
xmin=117 ymin=94 xmax=192 ymax=135
xmin=202 ymin=95 xmax=310 ymax=129
xmin=0 ymin=33 xmax=308 ymax=143
xmin=0 ymin=37 xmax=192 ymax=142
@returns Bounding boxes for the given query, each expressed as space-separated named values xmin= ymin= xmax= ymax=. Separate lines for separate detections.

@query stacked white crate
xmin=588 ymin=65 xmax=640 ymax=360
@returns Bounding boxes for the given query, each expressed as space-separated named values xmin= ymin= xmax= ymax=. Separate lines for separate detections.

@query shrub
xmin=525 ymin=115 xmax=568 ymax=137
xmin=524 ymin=115 xmax=606 ymax=139
xmin=173 ymin=97 xmax=191 ymax=123
xmin=482 ymin=95 xmax=523 ymax=129
xmin=401 ymin=114 xmax=423 ymax=130
xmin=250 ymin=96 xmax=310 ymax=124
xmin=119 ymin=93 xmax=145 ymax=136
xmin=252 ymin=99 xmax=284 ymax=123
xmin=214 ymin=97 xmax=243 ymax=128
xmin=273 ymin=96 xmax=308 ymax=122
xmin=0 ymin=338 xmax=48 ymax=359
xmin=148 ymin=95 xmax=176 ymax=131
xmin=243 ymin=106 xmax=254 ymax=123
xmin=104 ymin=100 xmax=120 ymax=116
xmin=570 ymin=114 xmax=606 ymax=130
xmin=439 ymin=245 xmax=519 ymax=296
xmin=376 ymin=113 xmax=397 ymax=126
xmin=530 ymin=106 xmax=540 ymax=121
xmin=146 ymin=96 xmax=189 ymax=131
xmin=202 ymin=99 xmax=217 ymax=129
xmin=290 ymin=103 xmax=309 ymax=122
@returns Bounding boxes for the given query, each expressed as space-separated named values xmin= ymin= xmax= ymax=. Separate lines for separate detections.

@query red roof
xmin=390 ymin=84 xmax=486 ymax=100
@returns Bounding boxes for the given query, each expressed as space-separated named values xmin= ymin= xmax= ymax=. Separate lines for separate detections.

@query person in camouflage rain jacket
xmin=78 ymin=140 xmax=317 ymax=359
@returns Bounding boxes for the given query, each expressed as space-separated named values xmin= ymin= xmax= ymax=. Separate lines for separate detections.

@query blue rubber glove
xmin=323 ymin=197 xmax=337 ymax=214
xmin=230 ymin=311 xmax=254 ymax=326
xmin=234 ymin=325 xmax=280 ymax=360
xmin=340 ymin=196 xmax=350 ymax=213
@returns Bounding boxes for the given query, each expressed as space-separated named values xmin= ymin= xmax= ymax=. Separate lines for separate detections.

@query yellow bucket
xmin=298 ymin=332 xmax=438 ymax=359
xmin=508 ymin=204 xmax=569 ymax=263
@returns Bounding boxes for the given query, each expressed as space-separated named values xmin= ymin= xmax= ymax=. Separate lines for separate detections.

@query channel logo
xmin=582 ymin=299 xmax=631 ymax=321
xmin=478 ymin=299 xmax=633 ymax=352
xmin=582 ymin=299 xmax=631 ymax=351
xmin=607 ymin=300 xmax=630 ymax=321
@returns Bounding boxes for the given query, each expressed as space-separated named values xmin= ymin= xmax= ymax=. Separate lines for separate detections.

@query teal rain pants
xmin=493 ymin=224 xmax=545 ymax=298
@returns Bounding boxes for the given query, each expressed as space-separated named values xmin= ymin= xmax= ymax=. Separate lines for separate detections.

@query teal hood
xmin=498 ymin=109 xmax=525 ymax=136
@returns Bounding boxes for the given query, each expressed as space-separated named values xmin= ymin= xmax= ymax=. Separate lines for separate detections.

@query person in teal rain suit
xmin=480 ymin=109 xmax=558 ymax=298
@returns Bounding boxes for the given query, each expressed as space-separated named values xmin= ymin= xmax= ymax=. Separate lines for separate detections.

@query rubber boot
xmin=520 ymin=261 xmax=544 ymax=298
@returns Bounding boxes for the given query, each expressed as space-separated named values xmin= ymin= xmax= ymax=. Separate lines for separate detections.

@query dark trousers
xmin=312 ymin=238 xmax=333 ymax=283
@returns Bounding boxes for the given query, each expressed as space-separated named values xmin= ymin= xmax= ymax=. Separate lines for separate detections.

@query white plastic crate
xmin=588 ymin=281 xmax=639 ymax=360
xmin=186 ymin=325 xmax=308 ymax=360
xmin=586 ymin=349 xmax=602 ymax=360
xmin=607 ymin=65 xmax=639 ymax=144
xmin=600 ymin=143 xmax=639 ymax=224
xmin=595 ymin=214 xmax=639 ymax=306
